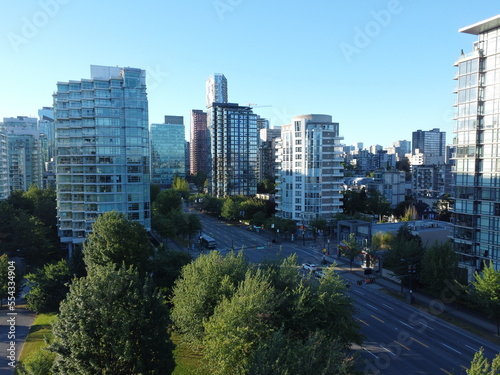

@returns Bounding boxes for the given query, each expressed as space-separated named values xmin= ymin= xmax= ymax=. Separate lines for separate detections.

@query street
xmin=192 ymin=210 xmax=500 ymax=374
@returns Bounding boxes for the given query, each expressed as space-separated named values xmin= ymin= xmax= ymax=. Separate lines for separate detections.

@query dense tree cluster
xmin=0 ymin=186 xmax=61 ymax=267
xmin=170 ymin=251 xmax=361 ymax=374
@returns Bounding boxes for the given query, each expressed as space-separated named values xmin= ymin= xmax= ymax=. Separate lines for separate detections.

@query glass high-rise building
xmin=190 ymin=109 xmax=209 ymax=176
xmin=208 ymin=103 xmax=258 ymax=197
xmin=2 ymin=116 xmax=42 ymax=193
xmin=412 ymin=128 xmax=446 ymax=165
xmin=275 ymin=114 xmax=344 ymax=224
xmin=150 ymin=116 xmax=185 ymax=188
xmin=54 ymin=65 xmax=150 ymax=254
xmin=206 ymin=74 xmax=228 ymax=108
xmin=0 ymin=129 xmax=8 ymax=200
xmin=452 ymin=15 xmax=500 ymax=275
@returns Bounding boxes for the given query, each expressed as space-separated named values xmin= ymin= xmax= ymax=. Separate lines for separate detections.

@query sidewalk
xmin=324 ymin=253 xmax=500 ymax=339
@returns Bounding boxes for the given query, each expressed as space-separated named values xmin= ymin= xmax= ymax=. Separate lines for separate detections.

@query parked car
xmin=302 ymin=263 xmax=319 ymax=271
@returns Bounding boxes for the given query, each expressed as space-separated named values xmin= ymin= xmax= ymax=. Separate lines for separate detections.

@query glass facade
xmin=209 ymin=103 xmax=257 ymax=197
xmin=452 ymin=17 xmax=500 ymax=274
xmin=150 ymin=119 xmax=185 ymax=187
xmin=54 ymin=66 xmax=150 ymax=250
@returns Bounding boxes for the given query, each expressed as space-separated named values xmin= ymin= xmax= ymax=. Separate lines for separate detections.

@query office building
xmin=150 ymin=116 xmax=185 ymax=188
xmin=451 ymin=15 xmax=500 ymax=275
xmin=412 ymin=128 xmax=446 ymax=164
xmin=2 ymin=116 xmax=42 ymax=192
xmin=189 ymin=109 xmax=210 ymax=176
xmin=208 ymin=103 xmax=258 ymax=197
xmin=275 ymin=114 xmax=344 ymax=225
xmin=0 ymin=129 xmax=8 ymax=199
xmin=54 ymin=65 xmax=151 ymax=253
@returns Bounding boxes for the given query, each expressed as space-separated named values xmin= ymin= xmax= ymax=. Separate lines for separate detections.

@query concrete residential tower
xmin=54 ymin=65 xmax=150 ymax=254
xmin=451 ymin=15 xmax=500 ymax=275
xmin=276 ymin=114 xmax=344 ymax=225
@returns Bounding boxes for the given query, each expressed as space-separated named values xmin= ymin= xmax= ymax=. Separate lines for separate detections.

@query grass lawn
xmin=171 ymin=331 xmax=206 ymax=375
xmin=15 ymin=312 xmax=57 ymax=374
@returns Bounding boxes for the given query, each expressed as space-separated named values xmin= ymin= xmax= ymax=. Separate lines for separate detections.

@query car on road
xmin=302 ymin=263 xmax=319 ymax=272
xmin=315 ymin=270 xmax=325 ymax=278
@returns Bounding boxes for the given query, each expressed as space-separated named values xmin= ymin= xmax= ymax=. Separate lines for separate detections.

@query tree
xmin=153 ymin=188 xmax=182 ymax=215
xmin=170 ymin=251 xmax=248 ymax=345
xmin=172 ymin=175 xmax=190 ymax=199
xmin=401 ymin=205 xmax=418 ymax=221
xmin=83 ymin=211 xmax=154 ymax=275
xmin=309 ymin=217 xmax=327 ymax=238
xmin=371 ymin=231 xmax=394 ymax=251
xmin=420 ymin=242 xmax=459 ymax=297
xmin=23 ymin=186 xmax=57 ymax=233
xmin=202 ymin=270 xmax=276 ymax=375
xmin=466 ymin=347 xmax=500 ymax=375
xmin=0 ymin=254 xmax=23 ymax=306
xmin=471 ymin=261 xmax=500 ymax=335
xmin=433 ymin=193 xmax=453 ymax=222
xmin=366 ymin=189 xmax=392 ymax=221
xmin=151 ymin=247 xmax=193 ymax=296
xmin=24 ymin=260 xmax=71 ymax=313
xmin=50 ymin=265 xmax=174 ymax=374
xmin=340 ymin=233 xmax=362 ymax=271
xmin=221 ymin=198 xmax=240 ymax=221
xmin=150 ymin=183 xmax=161 ymax=203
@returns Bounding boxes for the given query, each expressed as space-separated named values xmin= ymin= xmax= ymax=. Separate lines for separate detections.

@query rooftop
xmin=459 ymin=14 xmax=500 ymax=35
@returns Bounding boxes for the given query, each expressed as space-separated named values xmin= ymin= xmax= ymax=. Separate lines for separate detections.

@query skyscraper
xmin=412 ymin=128 xmax=446 ymax=165
xmin=54 ymin=65 xmax=150 ymax=254
xmin=206 ymin=74 xmax=228 ymax=108
xmin=2 ymin=116 xmax=42 ymax=192
xmin=258 ymin=127 xmax=281 ymax=182
xmin=275 ymin=114 xmax=344 ymax=224
xmin=451 ymin=15 xmax=500 ymax=275
xmin=0 ymin=129 xmax=8 ymax=200
xmin=189 ymin=109 xmax=209 ymax=176
xmin=150 ymin=116 xmax=185 ymax=188
xmin=208 ymin=103 xmax=258 ymax=197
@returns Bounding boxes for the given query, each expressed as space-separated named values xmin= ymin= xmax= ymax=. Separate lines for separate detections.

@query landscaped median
xmin=15 ymin=312 xmax=56 ymax=375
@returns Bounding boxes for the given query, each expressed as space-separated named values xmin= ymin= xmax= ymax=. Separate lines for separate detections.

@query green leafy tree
xmin=371 ymin=231 xmax=395 ymax=251
xmin=420 ymin=242 xmax=459 ymax=297
xmin=192 ymin=171 xmax=207 ymax=192
xmin=17 ymin=348 xmax=56 ymax=375
xmin=340 ymin=233 xmax=362 ymax=271
xmin=153 ymin=188 xmax=182 ymax=215
xmin=309 ymin=217 xmax=327 ymax=238
xmin=50 ymin=265 xmax=174 ymax=374
xmin=466 ymin=347 xmax=500 ymax=375
xmin=151 ymin=247 xmax=193 ymax=296
xmin=366 ymin=189 xmax=392 ymax=221
xmin=433 ymin=193 xmax=453 ymax=222
xmin=150 ymin=183 xmax=161 ymax=204
xmin=172 ymin=175 xmax=190 ymax=199
xmin=202 ymin=270 xmax=276 ymax=375
xmin=83 ymin=211 xmax=154 ymax=275
xmin=23 ymin=186 xmax=57 ymax=233
xmin=471 ymin=262 xmax=500 ymax=335
xmin=251 ymin=211 xmax=266 ymax=227
xmin=170 ymin=251 xmax=248 ymax=345
xmin=24 ymin=260 xmax=71 ymax=313
xmin=221 ymin=198 xmax=240 ymax=221
xmin=247 ymin=330 xmax=358 ymax=375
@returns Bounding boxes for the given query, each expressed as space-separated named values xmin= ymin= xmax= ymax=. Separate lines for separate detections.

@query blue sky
xmin=0 ymin=0 xmax=498 ymax=147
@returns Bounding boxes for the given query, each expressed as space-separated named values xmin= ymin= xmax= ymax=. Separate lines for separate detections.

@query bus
xmin=200 ymin=234 xmax=217 ymax=249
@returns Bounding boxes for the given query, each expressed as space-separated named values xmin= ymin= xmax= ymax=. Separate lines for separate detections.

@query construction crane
xmin=247 ymin=103 xmax=272 ymax=109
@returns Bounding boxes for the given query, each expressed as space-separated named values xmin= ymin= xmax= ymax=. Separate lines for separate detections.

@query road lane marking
xmin=441 ymin=343 xmax=462 ymax=355
xmin=419 ymin=322 xmax=435 ymax=330
xmin=354 ymin=290 xmax=365 ymax=295
xmin=398 ymin=320 xmax=414 ymax=330
xmin=371 ymin=315 xmax=385 ymax=324
xmin=358 ymin=318 xmax=369 ymax=326
xmin=382 ymin=303 xmax=395 ymax=310
xmin=440 ymin=368 xmax=453 ymax=375
xmin=363 ymin=348 xmax=377 ymax=358
xmin=394 ymin=340 xmax=411 ymax=351
xmin=410 ymin=337 xmax=429 ymax=348
xmin=465 ymin=344 xmax=477 ymax=352
xmin=380 ymin=345 xmax=396 ymax=357
xmin=366 ymin=303 xmax=379 ymax=310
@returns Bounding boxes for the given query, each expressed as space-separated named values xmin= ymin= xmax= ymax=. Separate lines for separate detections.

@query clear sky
xmin=0 ymin=0 xmax=498 ymax=148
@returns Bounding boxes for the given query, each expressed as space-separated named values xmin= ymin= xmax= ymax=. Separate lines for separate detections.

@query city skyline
xmin=1 ymin=1 xmax=499 ymax=147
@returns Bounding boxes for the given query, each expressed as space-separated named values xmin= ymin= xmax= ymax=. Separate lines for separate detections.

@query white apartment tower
xmin=452 ymin=15 xmax=500 ymax=274
xmin=276 ymin=114 xmax=344 ymax=225
xmin=54 ymin=65 xmax=151 ymax=254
